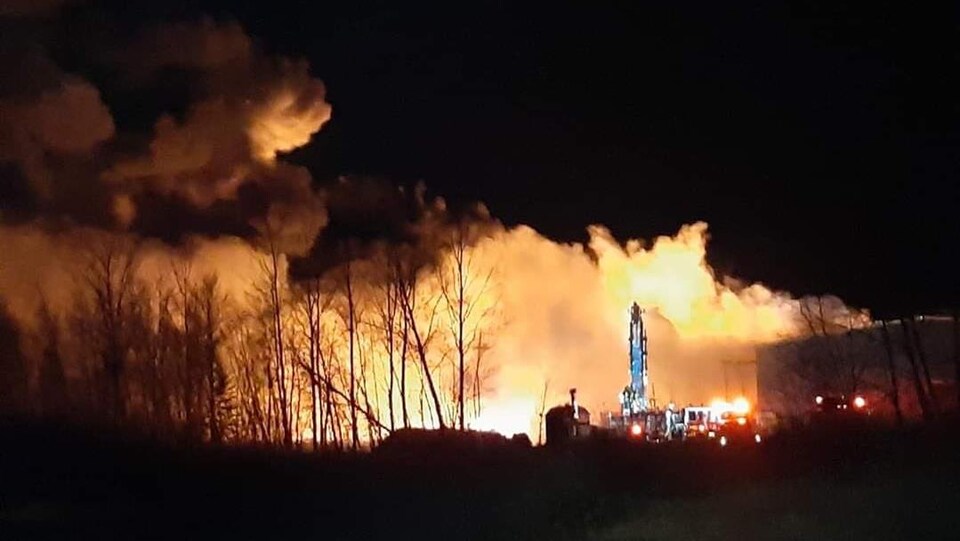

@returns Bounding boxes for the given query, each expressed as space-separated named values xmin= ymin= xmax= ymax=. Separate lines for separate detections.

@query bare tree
xmin=81 ymin=236 xmax=139 ymax=425
xmin=389 ymin=258 xmax=412 ymax=428
xmin=537 ymin=379 xmax=550 ymax=446
xmin=372 ymin=258 xmax=401 ymax=432
xmin=879 ymin=320 xmax=903 ymax=425
xmin=259 ymin=232 xmax=293 ymax=448
xmin=172 ymin=264 xmax=202 ymax=442
xmin=35 ymin=299 xmax=67 ymax=419
xmin=437 ymin=222 xmax=495 ymax=430
xmin=898 ymin=317 xmax=932 ymax=420
xmin=397 ymin=262 xmax=446 ymax=430
xmin=300 ymin=277 xmax=327 ymax=449
xmin=793 ymin=296 xmax=869 ymax=395
xmin=909 ymin=316 xmax=939 ymax=415
xmin=196 ymin=275 xmax=228 ymax=444
xmin=338 ymin=259 xmax=361 ymax=450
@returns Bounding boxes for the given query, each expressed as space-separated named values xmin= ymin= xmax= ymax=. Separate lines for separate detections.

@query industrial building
xmin=757 ymin=315 xmax=958 ymax=422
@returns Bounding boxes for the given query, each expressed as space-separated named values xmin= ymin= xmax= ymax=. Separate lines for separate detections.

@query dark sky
xmin=87 ymin=2 xmax=960 ymax=314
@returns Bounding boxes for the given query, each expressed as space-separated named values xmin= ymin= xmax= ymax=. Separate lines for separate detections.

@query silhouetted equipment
xmin=376 ymin=428 xmax=529 ymax=459
xmin=620 ymin=303 xmax=648 ymax=415
xmin=545 ymin=388 xmax=591 ymax=446
xmin=606 ymin=303 xmax=672 ymax=441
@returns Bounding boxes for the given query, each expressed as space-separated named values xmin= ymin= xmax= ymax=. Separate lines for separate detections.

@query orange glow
xmin=470 ymin=397 xmax=536 ymax=437
xmin=732 ymin=397 xmax=750 ymax=415
xmin=736 ymin=417 xmax=746 ymax=425
xmin=0 ymin=218 xmax=871 ymax=447
xmin=710 ymin=398 xmax=731 ymax=414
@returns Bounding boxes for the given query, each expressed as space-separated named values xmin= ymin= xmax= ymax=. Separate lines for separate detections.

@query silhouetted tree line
xmin=0 ymin=222 xmax=498 ymax=451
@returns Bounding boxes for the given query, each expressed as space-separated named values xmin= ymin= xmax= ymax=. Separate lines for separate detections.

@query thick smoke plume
xmin=0 ymin=11 xmax=867 ymax=441
xmin=0 ymin=214 xmax=864 ymax=438
xmin=105 ymin=19 xmax=331 ymax=217
xmin=1 ymin=13 xmax=329 ymax=241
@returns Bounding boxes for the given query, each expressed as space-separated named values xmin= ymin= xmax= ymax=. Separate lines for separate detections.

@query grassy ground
xmin=2 ymin=421 xmax=958 ymax=540
xmin=590 ymin=471 xmax=958 ymax=541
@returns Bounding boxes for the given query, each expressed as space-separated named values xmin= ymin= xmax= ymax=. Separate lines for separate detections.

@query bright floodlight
xmin=754 ymin=434 xmax=762 ymax=443
xmin=720 ymin=436 xmax=727 ymax=447
xmin=631 ymin=423 xmax=642 ymax=436
xmin=815 ymin=395 xmax=823 ymax=405
xmin=853 ymin=396 xmax=866 ymax=409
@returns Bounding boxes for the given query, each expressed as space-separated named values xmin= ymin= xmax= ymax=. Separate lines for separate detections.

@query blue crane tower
xmin=619 ymin=302 xmax=648 ymax=416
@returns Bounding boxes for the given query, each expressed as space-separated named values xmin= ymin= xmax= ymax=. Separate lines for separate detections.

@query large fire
xmin=0 ymin=217 xmax=851 ymax=442
xmin=0 ymin=16 xmax=867 ymax=446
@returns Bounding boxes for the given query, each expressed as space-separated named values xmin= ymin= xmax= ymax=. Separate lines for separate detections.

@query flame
xmin=0 ymin=218 xmax=865 ymax=445
xmin=470 ymin=397 xmax=537 ymax=437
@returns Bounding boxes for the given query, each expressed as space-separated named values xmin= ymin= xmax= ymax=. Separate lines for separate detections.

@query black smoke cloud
xmin=289 ymin=177 xmax=497 ymax=280
xmin=0 ymin=9 xmax=330 ymax=247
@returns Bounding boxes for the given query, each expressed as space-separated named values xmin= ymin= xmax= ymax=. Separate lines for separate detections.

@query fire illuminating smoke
xmin=0 ymin=12 xmax=867 ymax=443
xmin=0 ymin=218 xmax=830 ymax=440
xmin=462 ymin=224 xmax=805 ymax=437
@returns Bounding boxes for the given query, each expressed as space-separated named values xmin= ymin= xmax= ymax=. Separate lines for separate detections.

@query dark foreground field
xmin=2 ymin=422 xmax=959 ymax=540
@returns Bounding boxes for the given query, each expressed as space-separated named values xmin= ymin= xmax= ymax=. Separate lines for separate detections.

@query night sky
xmin=26 ymin=2 xmax=960 ymax=314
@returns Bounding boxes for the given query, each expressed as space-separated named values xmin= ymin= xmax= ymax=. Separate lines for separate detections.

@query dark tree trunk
xmin=400 ymin=308 xmax=410 ymax=428
xmin=345 ymin=261 xmax=359 ymax=451
xmin=879 ymin=320 xmax=903 ymax=425
xmin=910 ymin=317 xmax=939 ymax=415
xmin=899 ymin=317 xmax=931 ymax=420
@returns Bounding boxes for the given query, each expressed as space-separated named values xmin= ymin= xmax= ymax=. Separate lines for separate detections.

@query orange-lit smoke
xmin=0 ymin=16 xmax=868 ymax=442
xmin=462 ymin=223 xmax=812 ymax=437
xmin=0 ymin=217 xmax=867 ymax=441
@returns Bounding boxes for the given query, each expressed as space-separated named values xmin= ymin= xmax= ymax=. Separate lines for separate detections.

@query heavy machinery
xmin=611 ymin=303 xmax=686 ymax=441
xmin=545 ymin=388 xmax=592 ymax=446
xmin=612 ymin=303 xmax=669 ymax=441
xmin=808 ymin=393 xmax=871 ymax=429
xmin=715 ymin=411 xmax=763 ymax=448
xmin=602 ymin=302 xmax=756 ymax=444
xmin=620 ymin=302 xmax=649 ymax=417
xmin=681 ymin=406 xmax=714 ymax=440
xmin=814 ymin=393 xmax=869 ymax=414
